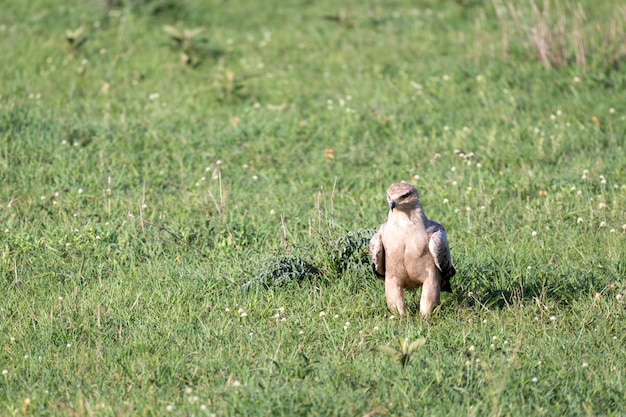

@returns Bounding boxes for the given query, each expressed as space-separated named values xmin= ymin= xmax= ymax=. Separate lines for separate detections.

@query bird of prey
xmin=369 ymin=182 xmax=455 ymax=316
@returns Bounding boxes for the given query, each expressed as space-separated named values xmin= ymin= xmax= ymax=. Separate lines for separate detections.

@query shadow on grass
xmin=453 ymin=260 xmax=606 ymax=311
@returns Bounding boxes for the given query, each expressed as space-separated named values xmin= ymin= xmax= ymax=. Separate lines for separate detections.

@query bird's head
xmin=386 ymin=182 xmax=420 ymax=212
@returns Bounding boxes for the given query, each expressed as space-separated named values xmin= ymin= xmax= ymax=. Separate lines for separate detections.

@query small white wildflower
xmin=582 ymin=170 xmax=589 ymax=180
xmin=599 ymin=221 xmax=607 ymax=228
xmin=280 ymin=317 xmax=286 ymax=322
xmin=443 ymin=198 xmax=449 ymax=204
xmin=550 ymin=114 xmax=556 ymax=121
xmin=232 ymin=380 xmax=241 ymax=387
xmin=577 ymin=217 xmax=584 ymax=224
xmin=225 ymin=308 xmax=230 ymax=312
xmin=389 ymin=315 xmax=395 ymax=320
xmin=1 ymin=370 xmax=7 ymax=375
xmin=532 ymin=377 xmax=538 ymax=383
xmin=319 ymin=311 xmax=326 ymax=318
xmin=598 ymin=202 xmax=607 ymax=210
xmin=66 ymin=343 xmax=71 ymax=348
xmin=299 ymin=330 xmax=305 ymax=335
xmin=252 ymin=175 xmax=258 ymax=181
xmin=373 ymin=326 xmax=380 ymax=331
xmin=531 ymin=231 xmax=538 ymax=236
xmin=468 ymin=345 xmax=475 ymax=352
xmin=450 ymin=166 xmax=456 ymax=171
xmin=240 ymin=312 xmax=247 ymax=318
xmin=149 ymin=93 xmax=159 ymax=100
xmin=476 ymin=163 xmax=482 ymax=168
xmin=166 ymin=404 xmax=174 ymax=412
xmin=549 ymin=316 xmax=556 ymax=321
xmin=344 ymin=321 xmax=350 ymax=327
xmin=442 ymin=74 xmax=450 ymax=81
xmin=582 ymin=362 xmax=589 ymax=368
xmin=609 ymin=108 xmax=615 ymax=114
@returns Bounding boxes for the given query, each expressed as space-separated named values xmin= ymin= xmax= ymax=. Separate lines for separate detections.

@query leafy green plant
xmin=375 ymin=337 xmax=427 ymax=368
xmin=65 ymin=25 xmax=87 ymax=51
xmin=163 ymin=25 xmax=205 ymax=66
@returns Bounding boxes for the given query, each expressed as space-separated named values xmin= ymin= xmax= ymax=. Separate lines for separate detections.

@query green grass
xmin=1 ymin=0 xmax=625 ymax=415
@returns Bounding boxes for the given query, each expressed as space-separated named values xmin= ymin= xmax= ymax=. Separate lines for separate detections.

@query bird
xmin=369 ymin=182 xmax=455 ymax=316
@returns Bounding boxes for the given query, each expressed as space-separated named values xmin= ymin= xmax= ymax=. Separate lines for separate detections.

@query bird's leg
xmin=419 ymin=276 xmax=441 ymax=316
xmin=385 ymin=277 xmax=406 ymax=316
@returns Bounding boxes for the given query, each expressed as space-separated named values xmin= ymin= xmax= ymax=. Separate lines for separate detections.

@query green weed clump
xmin=1 ymin=0 xmax=625 ymax=415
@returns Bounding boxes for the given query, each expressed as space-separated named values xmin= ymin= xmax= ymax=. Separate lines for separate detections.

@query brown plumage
xmin=369 ymin=183 xmax=455 ymax=316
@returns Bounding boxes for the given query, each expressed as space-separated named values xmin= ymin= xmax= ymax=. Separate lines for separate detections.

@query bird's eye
xmin=400 ymin=192 xmax=412 ymax=200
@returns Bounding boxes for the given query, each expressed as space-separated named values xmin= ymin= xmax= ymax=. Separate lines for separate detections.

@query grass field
xmin=1 ymin=0 xmax=625 ymax=415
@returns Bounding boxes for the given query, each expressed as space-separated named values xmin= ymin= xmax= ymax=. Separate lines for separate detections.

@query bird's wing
xmin=369 ymin=224 xmax=386 ymax=280
xmin=426 ymin=221 xmax=455 ymax=292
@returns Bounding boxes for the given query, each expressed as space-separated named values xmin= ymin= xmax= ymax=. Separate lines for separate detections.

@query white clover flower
xmin=532 ymin=377 xmax=538 ymax=383
xmin=577 ymin=217 xmax=584 ymax=224
xmin=531 ymin=231 xmax=538 ymax=236
xmin=319 ymin=311 xmax=326 ymax=318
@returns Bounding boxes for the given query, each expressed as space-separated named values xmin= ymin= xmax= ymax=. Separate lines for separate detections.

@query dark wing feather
xmin=426 ymin=221 xmax=455 ymax=292
xmin=369 ymin=224 xmax=385 ymax=280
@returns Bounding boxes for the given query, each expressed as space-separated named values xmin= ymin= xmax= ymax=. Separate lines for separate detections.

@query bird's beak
xmin=390 ymin=200 xmax=397 ymax=211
